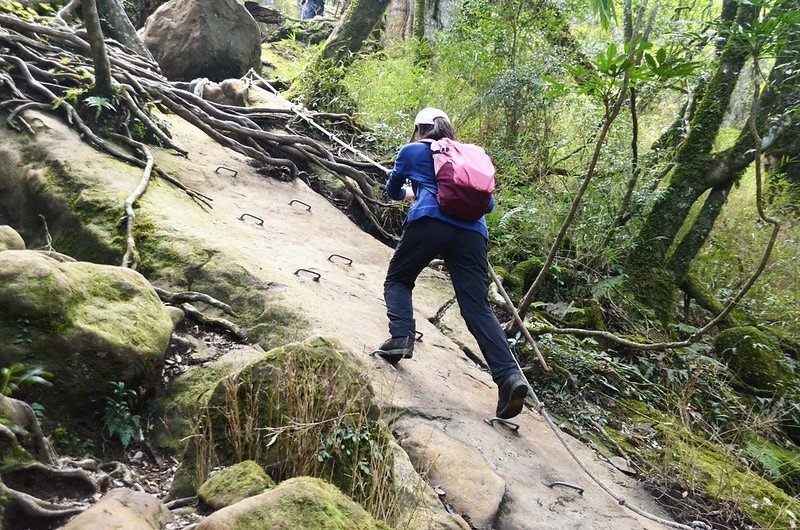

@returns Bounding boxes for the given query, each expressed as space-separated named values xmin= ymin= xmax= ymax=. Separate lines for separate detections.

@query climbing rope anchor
xmin=484 ymin=417 xmax=520 ymax=432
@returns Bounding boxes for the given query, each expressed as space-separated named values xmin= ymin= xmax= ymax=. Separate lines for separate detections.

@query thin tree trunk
xmin=628 ymin=1 xmax=755 ymax=271
xmin=81 ymin=0 xmax=113 ymax=96
xmin=96 ymin=0 xmax=154 ymax=60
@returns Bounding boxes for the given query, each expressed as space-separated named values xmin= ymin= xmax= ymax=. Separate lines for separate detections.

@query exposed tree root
xmin=154 ymin=287 xmax=238 ymax=317
xmin=0 ymin=480 xmax=85 ymax=520
xmin=0 ymin=11 xmax=400 ymax=272
xmin=182 ymin=303 xmax=246 ymax=341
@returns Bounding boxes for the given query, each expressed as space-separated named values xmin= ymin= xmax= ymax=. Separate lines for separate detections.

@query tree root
xmin=0 ymin=480 xmax=86 ymax=520
xmin=182 ymin=303 xmax=246 ymax=341
xmin=0 ymin=11 xmax=401 ymax=265
xmin=155 ymin=287 xmax=237 ymax=317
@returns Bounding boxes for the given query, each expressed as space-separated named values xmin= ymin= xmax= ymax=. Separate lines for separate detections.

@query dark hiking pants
xmin=384 ymin=217 xmax=519 ymax=384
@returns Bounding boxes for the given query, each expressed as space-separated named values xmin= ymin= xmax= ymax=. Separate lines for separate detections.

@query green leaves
xmin=83 ymin=95 xmax=117 ymax=121
xmin=103 ymin=381 xmax=141 ymax=448
xmin=0 ymin=363 xmax=53 ymax=397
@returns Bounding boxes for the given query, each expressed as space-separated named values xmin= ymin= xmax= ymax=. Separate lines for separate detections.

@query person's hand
xmin=403 ymin=187 xmax=415 ymax=204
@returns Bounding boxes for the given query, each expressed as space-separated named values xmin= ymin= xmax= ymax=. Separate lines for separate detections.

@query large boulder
xmin=0 ymin=250 xmax=173 ymax=425
xmin=715 ymin=326 xmax=794 ymax=393
xmin=63 ymin=488 xmax=174 ymax=529
xmin=0 ymin=225 xmax=25 ymax=251
xmin=140 ymin=0 xmax=261 ymax=81
xmin=196 ymin=476 xmax=391 ymax=530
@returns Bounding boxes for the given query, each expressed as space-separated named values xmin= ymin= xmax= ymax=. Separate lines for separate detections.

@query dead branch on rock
xmin=119 ymin=137 xmax=153 ymax=269
xmin=154 ymin=287 xmax=238 ymax=317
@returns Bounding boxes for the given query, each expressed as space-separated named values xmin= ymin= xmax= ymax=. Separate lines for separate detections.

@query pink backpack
xmin=426 ymin=138 xmax=496 ymax=222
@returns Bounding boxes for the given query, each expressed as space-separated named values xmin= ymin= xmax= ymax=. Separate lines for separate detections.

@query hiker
xmin=300 ymin=0 xmax=324 ymax=19
xmin=378 ymin=108 xmax=529 ymax=420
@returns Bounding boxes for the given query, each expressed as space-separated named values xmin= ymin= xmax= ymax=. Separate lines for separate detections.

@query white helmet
xmin=414 ymin=107 xmax=450 ymax=125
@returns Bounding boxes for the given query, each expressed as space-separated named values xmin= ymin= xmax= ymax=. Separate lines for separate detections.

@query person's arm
xmin=385 ymin=146 xmax=411 ymax=200
xmin=486 ymin=195 xmax=495 ymax=213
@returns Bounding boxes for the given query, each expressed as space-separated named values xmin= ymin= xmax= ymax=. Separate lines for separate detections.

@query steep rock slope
xmin=0 ymin=109 xmax=674 ymax=529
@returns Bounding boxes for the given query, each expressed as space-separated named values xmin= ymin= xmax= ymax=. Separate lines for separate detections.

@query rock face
xmin=0 ymin=250 xmax=173 ymax=424
xmin=63 ymin=488 xmax=174 ymax=529
xmin=400 ymin=424 xmax=505 ymax=529
xmin=196 ymin=476 xmax=391 ymax=530
xmin=198 ymin=460 xmax=275 ymax=510
xmin=0 ymin=225 xmax=25 ymax=251
xmin=140 ymin=0 xmax=261 ymax=81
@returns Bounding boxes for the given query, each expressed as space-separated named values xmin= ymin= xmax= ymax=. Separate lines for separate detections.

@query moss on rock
xmin=198 ymin=460 xmax=275 ymax=510
xmin=564 ymin=299 xmax=606 ymax=331
xmin=714 ymin=326 xmax=793 ymax=393
xmin=0 ymin=250 xmax=173 ymax=427
xmin=0 ymin=226 xmax=25 ymax=251
xmin=196 ymin=476 xmax=392 ymax=530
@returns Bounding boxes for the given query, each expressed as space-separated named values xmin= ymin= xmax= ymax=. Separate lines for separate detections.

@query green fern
xmin=102 ymin=382 xmax=141 ymax=448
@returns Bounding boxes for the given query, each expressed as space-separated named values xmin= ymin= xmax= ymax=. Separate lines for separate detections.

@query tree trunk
xmin=316 ymin=0 xmax=392 ymax=66
xmin=81 ymin=0 xmax=113 ymax=96
xmin=628 ymin=1 xmax=755 ymax=271
xmin=96 ymin=0 xmax=154 ymax=60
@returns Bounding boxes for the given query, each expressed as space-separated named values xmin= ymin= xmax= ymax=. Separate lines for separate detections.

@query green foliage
xmin=102 ymin=381 xmax=141 ymax=448
xmin=83 ymin=95 xmax=117 ymax=121
xmin=317 ymin=423 xmax=385 ymax=481
xmin=0 ymin=363 xmax=52 ymax=396
xmin=52 ymin=426 xmax=95 ymax=456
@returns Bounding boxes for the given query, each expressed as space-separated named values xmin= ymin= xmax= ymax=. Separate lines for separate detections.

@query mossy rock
xmin=511 ymin=257 xmax=574 ymax=300
xmin=563 ymin=299 xmax=606 ymax=331
xmin=180 ymin=337 xmax=389 ymax=504
xmin=195 ymin=476 xmax=392 ymax=530
xmin=198 ymin=460 xmax=275 ymax=510
xmin=490 ymin=266 xmax=520 ymax=297
xmin=0 ymin=226 xmax=25 ymax=251
xmin=0 ymin=250 xmax=172 ymax=427
xmin=714 ymin=326 xmax=793 ymax=393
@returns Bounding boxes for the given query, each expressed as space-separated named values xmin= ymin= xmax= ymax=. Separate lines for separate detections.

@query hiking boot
xmin=496 ymin=372 xmax=528 ymax=419
xmin=376 ymin=335 xmax=414 ymax=365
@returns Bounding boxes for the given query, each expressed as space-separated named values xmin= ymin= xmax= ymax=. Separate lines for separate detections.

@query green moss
xmin=626 ymin=267 xmax=677 ymax=326
xmin=714 ymin=326 xmax=793 ymax=393
xmin=198 ymin=460 xmax=275 ymax=510
xmin=202 ymin=476 xmax=392 ymax=530
xmin=564 ymin=299 xmax=606 ymax=331
xmin=151 ymin=365 xmax=227 ymax=455
xmin=745 ymin=436 xmax=800 ymax=495
xmin=184 ymin=337 xmax=391 ymax=515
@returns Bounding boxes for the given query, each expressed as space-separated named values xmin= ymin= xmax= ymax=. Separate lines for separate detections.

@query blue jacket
xmin=385 ymin=142 xmax=494 ymax=240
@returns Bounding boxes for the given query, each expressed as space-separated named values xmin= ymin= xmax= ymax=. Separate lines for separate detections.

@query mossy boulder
xmin=174 ymin=337 xmax=388 ymax=503
xmin=564 ymin=299 xmax=606 ymax=331
xmin=0 ymin=250 xmax=173 ymax=426
xmin=714 ymin=326 xmax=793 ymax=393
xmin=195 ymin=476 xmax=391 ymax=530
xmin=198 ymin=460 xmax=275 ymax=510
xmin=511 ymin=256 xmax=573 ymax=300
xmin=0 ymin=226 xmax=25 ymax=251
